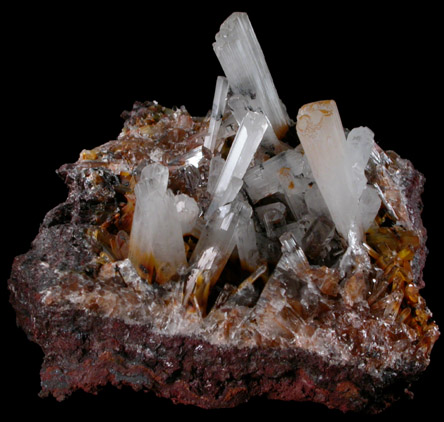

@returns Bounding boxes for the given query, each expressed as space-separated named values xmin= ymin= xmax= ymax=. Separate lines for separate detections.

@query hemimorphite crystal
xmin=10 ymin=10 xmax=439 ymax=414
xmin=207 ymin=155 xmax=226 ymax=195
xmin=296 ymin=100 xmax=381 ymax=240
xmin=304 ymin=183 xmax=330 ymax=218
xmin=301 ymin=216 xmax=335 ymax=262
xmin=204 ymin=76 xmax=229 ymax=152
xmin=114 ymin=10 xmax=436 ymax=392
xmin=255 ymin=202 xmax=287 ymax=226
xmin=213 ymin=12 xmax=290 ymax=142
xmin=205 ymin=110 xmax=268 ymax=219
xmin=235 ymin=200 xmax=261 ymax=271
xmin=260 ymin=204 xmax=287 ymax=239
xmin=128 ymin=163 xmax=187 ymax=283
xmin=243 ymin=148 xmax=306 ymax=204
xmin=174 ymin=193 xmax=200 ymax=236
xmin=183 ymin=200 xmax=246 ymax=313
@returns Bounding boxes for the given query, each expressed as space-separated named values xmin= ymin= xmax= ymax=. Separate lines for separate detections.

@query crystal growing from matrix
xmin=235 ymin=199 xmax=261 ymax=271
xmin=183 ymin=200 xmax=247 ymax=313
xmin=204 ymin=76 xmax=229 ymax=152
xmin=296 ymin=100 xmax=381 ymax=240
xmin=205 ymin=111 xmax=268 ymax=219
xmin=243 ymin=148 xmax=305 ymax=205
xmin=213 ymin=12 xmax=290 ymax=141
xmin=8 ymin=9 xmax=439 ymax=415
xmin=128 ymin=163 xmax=188 ymax=283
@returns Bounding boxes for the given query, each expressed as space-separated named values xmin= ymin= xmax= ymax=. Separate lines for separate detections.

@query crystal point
xmin=235 ymin=200 xmax=261 ymax=271
xmin=174 ymin=193 xmax=200 ymax=236
xmin=128 ymin=164 xmax=187 ymax=283
xmin=205 ymin=111 xmax=268 ymax=219
xmin=204 ymin=76 xmax=229 ymax=152
xmin=184 ymin=200 xmax=245 ymax=312
xmin=213 ymin=12 xmax=290 ymax=140
xmin=296 ymin=100 xmax=379 ymax=240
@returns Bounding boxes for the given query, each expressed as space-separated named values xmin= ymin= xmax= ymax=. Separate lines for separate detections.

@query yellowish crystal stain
xmin=365 ymin=219 xmax=439 ymax=356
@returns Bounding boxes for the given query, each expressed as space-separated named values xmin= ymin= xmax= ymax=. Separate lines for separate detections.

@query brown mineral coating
xmin=82 ymin=102 xmax=208 ymax=171
xmin=366 ymin=146 xmax=428 ymax=287
xmin=9 ymin=256 xmax=424 ymax=413
xmin=7 ymin=101 xmax=439 ymax=412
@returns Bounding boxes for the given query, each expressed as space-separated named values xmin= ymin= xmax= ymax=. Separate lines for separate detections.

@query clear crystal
xmin=243 ymin=163 xmax=282 ymax=204
xmin=207 ymin=155 xmax=226 ymax=195
xmin=255 ymin=202 xmax=287 ymax=225
xmin=358 ymin=185 xmax=381 ymax=231
xmin=346 ymin=127 xmax=375 ymax=194
xmin=218 ymin=112 xmax=238 ymax=141
xmin=278 ymin=231 xmax=310 ymax=272
xmin=204 ymin=76 xmax=230 ymax=152
xmin=174 ymin=193 xmax=200 ymax=236
xmin=227 ymin=93 xmax=290 ymax=153
xmin=263 ymin=208 xmax=287 ymax=239
xmin=213 ymin=12 xmax=290 ymax=140
xmin=184 ymin=200 xmax=245 ymax=311
xmin=168 ymin=145 xmax=206 ymax=168
xmin=279 ymin=215 xmax=316 ymax=246
xmin=278 ymin=176 xmax=308 ymax=221
xmin=128 ymin=164 xmax=187 ymax=283
xmin=235 ymin=200 xmax=261 ymax=271
xmin=244 ymin=148 xmax=305 ymax=203
xmin=304 ymin=182 xmax=330 ymax=218
xmin=301 ymin=216 xmax=335 ymax=262
xmin=227 ymin=94 xmax=249 ymax=128
xmin=296 ymin=100 xmax=380 ymax=240
xmin=139 ymin=162 xmax=169 ymax=192
xmin=205 ymin=111 xmax=268 ymax=219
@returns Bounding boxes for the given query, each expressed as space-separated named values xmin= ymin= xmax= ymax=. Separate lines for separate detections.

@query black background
xmin=3 ymin=3 xmax=442 ymax=419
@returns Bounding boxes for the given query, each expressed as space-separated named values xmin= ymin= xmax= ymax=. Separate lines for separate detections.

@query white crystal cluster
xmin=128 ymin=12 xmax=382 ymax=314
xmin=296 ymin=101 xmax=381 ymax=241
xmin=128 ymin=163 xmax=198 ymax=283
xmin=213 ymin=12 xmax=290 ymax=149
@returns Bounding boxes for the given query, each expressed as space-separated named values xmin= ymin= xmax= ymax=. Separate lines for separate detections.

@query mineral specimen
xmin=8 ymin=11 xmax=439 ymax=414
xmin=213 ymin=12 xmax=290 ymax=143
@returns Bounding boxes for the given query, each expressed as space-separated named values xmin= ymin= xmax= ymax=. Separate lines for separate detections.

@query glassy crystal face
xmin=118 ymin=16 xmax=437 ymax=367
xmin=128 ymin=163 xmax=189 ymax=283
xmin=213 ymin=12 xmax=290 ymax=143
xmin=204 ymin=76 xmax=229 ymax=153
xmin=18 ymin=10 xmax=438 ymax=413
xmin=296 ymin=100 xmax=381 ymax=241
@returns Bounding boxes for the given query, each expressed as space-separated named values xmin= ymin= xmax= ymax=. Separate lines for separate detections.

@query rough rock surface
xmin=8 ymin=102 xmax=439 ymax=413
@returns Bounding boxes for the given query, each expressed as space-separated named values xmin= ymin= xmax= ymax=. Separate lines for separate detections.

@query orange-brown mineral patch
xmin=365 ymin=221 xmax=439 ymax=355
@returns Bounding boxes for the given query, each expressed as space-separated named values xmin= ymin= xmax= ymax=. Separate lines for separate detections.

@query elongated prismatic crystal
xmin=128 ymin=164 xmax=188 ymax=283
xmin=203 ymin=76 xmax=229 ymax=153
xmin=213 ymin=12 xmax=290 ymax=141
xmin=296 ymin=100 xmax=380 ymax=240
xmin=205 ymin=111 xmax=268 ymax=219
xmin=183 ymin=200 xmax=247 ymax=313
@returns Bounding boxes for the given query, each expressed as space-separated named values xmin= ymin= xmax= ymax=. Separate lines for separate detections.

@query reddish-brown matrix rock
xmin=8 ymin=101 xmax=439 ymax=413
